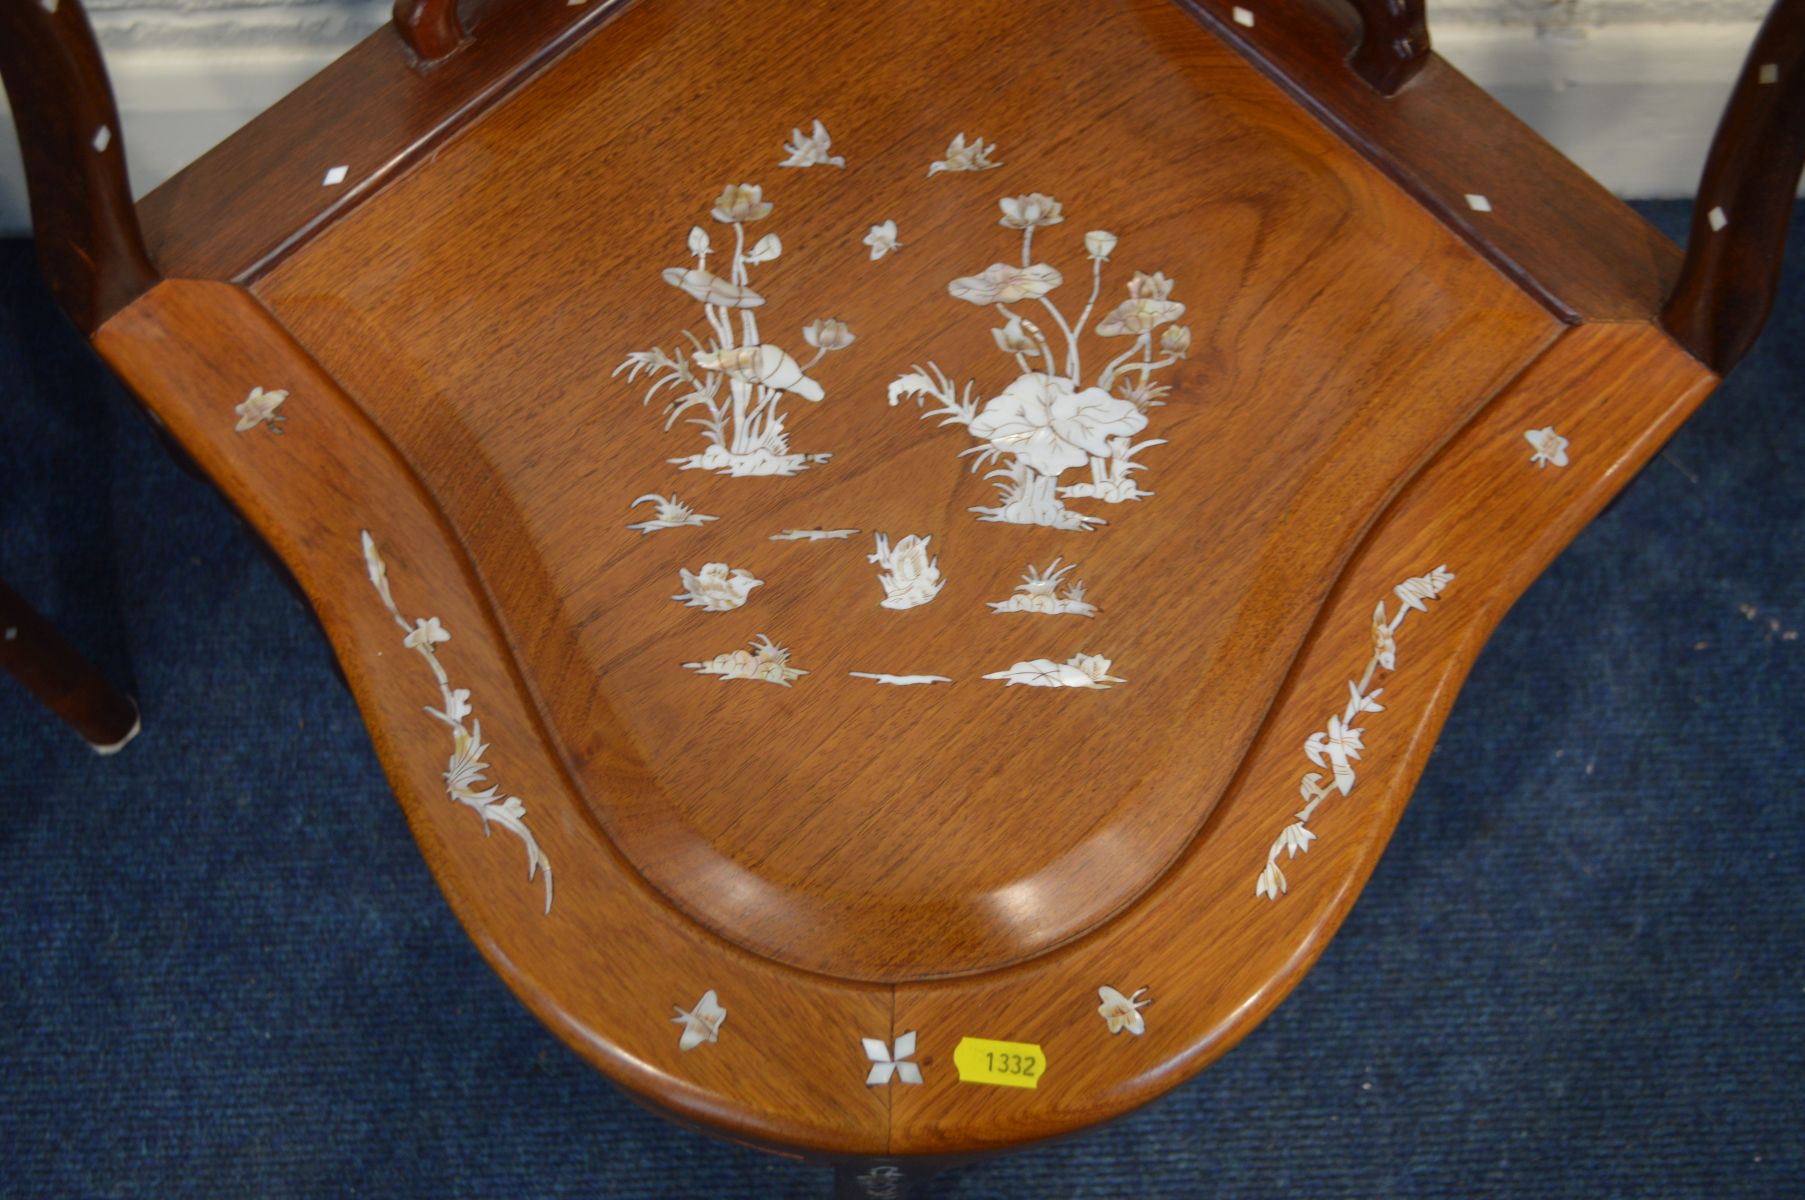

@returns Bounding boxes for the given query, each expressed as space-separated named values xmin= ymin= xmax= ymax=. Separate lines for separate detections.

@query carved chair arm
xmin=397 ymin=0 xmax=1433 ymax=84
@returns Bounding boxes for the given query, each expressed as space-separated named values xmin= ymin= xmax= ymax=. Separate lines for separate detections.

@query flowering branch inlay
xmin=1255 ymin=566 xmax=1455 ymax=900
xmin=361 ymin=532 xmax=553 ymax=913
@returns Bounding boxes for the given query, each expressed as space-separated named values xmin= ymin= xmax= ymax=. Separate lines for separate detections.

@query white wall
xmin=69 ymin=0 xmax=1778 ymax=47
xmin=79 ymin=0 xmax=390 ymax=47
xmin=0 ymin=2 xmax=1782 ymax=233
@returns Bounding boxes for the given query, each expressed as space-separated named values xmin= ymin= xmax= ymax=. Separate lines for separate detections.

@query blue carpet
xmin=2 ymin=201 xmax=1801 ymax=1198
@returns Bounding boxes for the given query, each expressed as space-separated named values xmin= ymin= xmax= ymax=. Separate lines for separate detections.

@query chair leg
xmin=0 ymin=576 xmax=139 ymax=753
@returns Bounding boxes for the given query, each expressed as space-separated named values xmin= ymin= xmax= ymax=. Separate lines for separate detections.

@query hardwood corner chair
xmin=4 ymin=0 xmax=1801 ymax=1192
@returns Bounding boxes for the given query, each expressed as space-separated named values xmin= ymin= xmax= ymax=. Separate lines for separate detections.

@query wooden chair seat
xmin=5 ymin=0 xmax=1801 ymax=1189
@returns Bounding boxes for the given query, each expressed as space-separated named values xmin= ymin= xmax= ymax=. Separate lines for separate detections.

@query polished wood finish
xmin=890 ymin=322 xmax=1713 ymax=1153
xmin=0 ymin=578 xmax=140 ymax=752
xmin=0 ymin=0 xmax=157 ymax=331
xmin=96 ymin=278 xmax=893 ymax=1155
xmin=1663 ymin=0 xmax=1805 ymax=372
xmin=90 ymin=287 xmax=1718 ymax=1159
xmin=253 ymin=0 xmax=1556 ymax=980
xmin=394 ymin=0 xmax=468 ymax=63
xmin=7 ymin=0 xmax=1785 ymax=1179
xmin=1346 ymin=0 xmax=1430 ymax=96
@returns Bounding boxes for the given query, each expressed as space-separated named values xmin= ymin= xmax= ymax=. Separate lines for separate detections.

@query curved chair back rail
xmin=1662 ymin=0 xmax=1805 ymax=374
xmin=393 ymin=0 xmax=1437 ymax=88
xmin=5 ymin=0 xmax=1800 ymax=362
xmin=1346 ymin=0 xmax=1431 ymax=95
xmin=0 ymin=0 xmax=156 ymax=333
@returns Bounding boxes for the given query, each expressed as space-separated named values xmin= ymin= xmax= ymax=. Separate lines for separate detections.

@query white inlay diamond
xmin=863 ymin=1032 xmax=922 ymax=1086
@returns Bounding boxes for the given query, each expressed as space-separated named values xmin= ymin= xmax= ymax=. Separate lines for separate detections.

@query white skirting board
xmin=0 ymin=21 xmax=1792 ymax=236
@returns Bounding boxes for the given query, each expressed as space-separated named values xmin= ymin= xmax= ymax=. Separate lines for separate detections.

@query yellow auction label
xmin=952 ymin=1037 xmax=1046 ymax=1089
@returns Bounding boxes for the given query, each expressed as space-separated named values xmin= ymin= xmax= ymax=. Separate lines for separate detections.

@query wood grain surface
xmin=96 ymin=280 xmax=895 ymax=1156
xmin=889 ymin=321 xmax=1714 ymax=1153
xmin=254 ymin=0 xmax=1557 ymax=980
xmin=85 ymin=0 xmax=1727 ymax=1168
